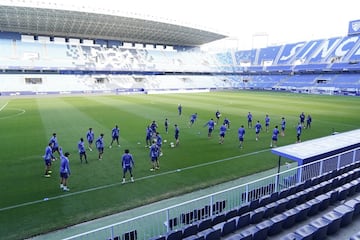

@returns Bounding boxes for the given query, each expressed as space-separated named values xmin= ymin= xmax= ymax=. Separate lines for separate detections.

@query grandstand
xmin=1 ymin=1 xmax=360 ymax=240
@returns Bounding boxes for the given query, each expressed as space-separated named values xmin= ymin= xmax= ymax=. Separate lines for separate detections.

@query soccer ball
xmin=170 ymin=142 xmax=175 ymax=148
xmin=164 ymin=139 xmax=167 ymax=143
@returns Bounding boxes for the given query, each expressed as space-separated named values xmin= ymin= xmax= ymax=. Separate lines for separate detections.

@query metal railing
xmin=64 ymin=147 xmax=360 ymax=240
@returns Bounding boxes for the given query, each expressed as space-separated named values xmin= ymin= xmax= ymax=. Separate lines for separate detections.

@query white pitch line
xmin=0 ymin=148 xmax=269 ymax=212
xmin=0 ymin=101 xmax=8 ymax=112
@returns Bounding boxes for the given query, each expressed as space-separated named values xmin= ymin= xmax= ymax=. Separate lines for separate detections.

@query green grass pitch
xmin=0 ymin=91 xmax=359 ymax=239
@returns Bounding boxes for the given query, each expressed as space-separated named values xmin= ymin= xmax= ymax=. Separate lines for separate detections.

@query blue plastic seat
xmin=344 ymin=198 xmax=360 ymax=218
xmin=308 ymin=217 xmax=329 ymax=240
xmin=294 ymin=203 xmax=310 ymax=222
xmin=306 ymin=198 xmax=321 ymax=216
xmin=282 ymin=208 xmax=299 ymax=229
xmin=315 ymin=194 xmax=331 ymax=211
xmin=333 ymin=204 xmax=354 ymax=227
xmin=235 ymin=212 xmax=250 ymax=229
xmin=293 ymin=224 xmax=317 ymax=240
xmin=182 ymin=224 xmax=198 ymax=238
xmin=322 ymin=210 xmax=342 ymax=235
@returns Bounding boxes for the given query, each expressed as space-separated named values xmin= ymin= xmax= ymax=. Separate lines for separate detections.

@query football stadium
xmin=1 ymin=1 xmax=360 ymax=240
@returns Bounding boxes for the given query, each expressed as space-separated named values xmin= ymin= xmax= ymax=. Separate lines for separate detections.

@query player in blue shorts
xmin=215 ymin=110 xmax=221 ymax=123
xmin=299 ymin=112 xmax=305 ymax=127
xmin=296 ymin=122 xmax=302 ymax=143
xmin=255 ymin=120 xmax=262 ymax=141
xmin=78 ymin=137 xmax=87 ymax=164
xmin=59 ymin=148 xmax=71 ymax=191
xmin=219 ymin=123 xmax=227 ymax=144
xmin=164 ymin=118 xmax=169 ymax=134
xmin=149 ymin=140 xmax=160 ymax=171
xmin=109 ymin=125 xmax=120 ymax=148
xmin=49 ymin=133 xmax=60 ymax=157
xmin=281 ymin=117 xmax=286 ymax=136
xmin=223 ymin=117 xmax=231 ymax=129
xmin=145 ymin=125 xmax=152 ymax=147
xmin=43 ymin=142 xmax=54 ymax=177
xmin=178 ymin=104 xmax=182 ymax=116
xmin=247 ymin=112 xmax=253 ymax=128
xmin=204 ymin=118 xmax=215 ymax=138
xmin=238 ymin=125 xmax=245 ymax=148
xmin=306 ymin=114 xmax=312 ymax=129
xmin=86 ymin=127 xmax=95 ymax=151
xmin=270 ymin=125 xmax=280 ymax=148
xmin=265 ymin=114 xmax=270 ymax=132
xmin=174 ymin=124 xmax=180 ymax=146
xmin=95 ymin=133 xmax=105 ymax=160
xmin=189 ymin=113 xmax=197 ymax=127
xmin=156 ymin=132 xmax=163 ymax=156
xmin=121 ymin=149 xmax=135 ymax=184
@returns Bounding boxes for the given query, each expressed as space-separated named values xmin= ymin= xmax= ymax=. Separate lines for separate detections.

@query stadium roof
xmin=271 ymin=129 xmax=360 ymax=165
xmin=0 ymin=1 xmax=228 ymax=47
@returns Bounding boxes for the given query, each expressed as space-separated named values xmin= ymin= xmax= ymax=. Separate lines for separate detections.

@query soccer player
xmin=299 ymin=112 xmax=305 ymax=127
xmin=121 ymin=149 xmax=134 ymax=184
xmin=59 ymin=148 xmax=71 ymax=191
xmin=204 ymin=118 xmax=215 ymax=138
xmin=149 ymin=140 xmax=160 ymax=171
xmin=156 ymin=132 xmax=163 ymax=156
xmin=164 ymin=118 xmax=169 ymax=134
xmin=189 ymin=113 xmax=197 ymax=127
xmin=49 ymin=133 xmax=60 ymax=157
xmin=296 ymin=122 xmax=302 ymax=143
xmin=78 ymin=137 xmax=87 ymax=164
xmin=145 ymin=125 xmax=152 ymax=147
xmin=247 ymin=112 xmax=253 ymax=128
xmin=219 ymin=123 xmax=227 ymax=144
xmin=178 ymin=104 xmax=182 ymax=116
xmin=281 ymin=117 xmax=286 ymax=136
xmin=223 ymin=117 xmax=231 ymax=129
xmin=174 ymin=124 xmax=180 ymax=146
xmin=255 ymin=120 xmax=262 ymax=141
xmin=86 ymin=127 xmax=95 ymax=151
xmin=215 ymin=110 xmax=221 ymax=123
xmin=270 ymin=125 xmax=280 ymax=148
xmin=306 ymin=114 xmax=312 ymax=129
xmin=238 ymin=125 xmax=245 ymax=148
xmin=43 ymin=142 xmax=54 ymax=177
xmin=265 ymin=114 xmax=270 ymax=132
xmin=109 ymin=125 xmax=120 ymax=148
xmin=95 ymin=133 xmax=105 ymax=160
xmin=150 ymin=120 xmax=158 ymax=137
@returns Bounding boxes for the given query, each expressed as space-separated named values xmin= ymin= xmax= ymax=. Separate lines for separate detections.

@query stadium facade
xmin=0 ymin=1 xmax=359 ymax=97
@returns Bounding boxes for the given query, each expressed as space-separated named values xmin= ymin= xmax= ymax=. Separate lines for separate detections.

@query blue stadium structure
xmin=1 ymin=1 xmax=360 ymax=240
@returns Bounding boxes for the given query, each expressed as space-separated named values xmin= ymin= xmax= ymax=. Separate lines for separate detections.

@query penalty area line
xmin=0 ymin=148 xmax=269 ymax=212
xmin=0 ymin=101 xmax=8 ymax=112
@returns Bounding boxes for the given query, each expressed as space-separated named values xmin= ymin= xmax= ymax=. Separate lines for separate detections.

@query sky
xmin=2 ymin=0 xmax=360 ymax=49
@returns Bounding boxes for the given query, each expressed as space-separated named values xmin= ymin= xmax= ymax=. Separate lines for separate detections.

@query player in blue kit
xmin=164 ymin=118 xmax=169 ymax=134
xmin=149 ymin=140 xmax=160 ymax=171
xmin=255 ymin=120 xmax=262 ymax=141
xmin=78 ymin=137 xmax=87 ymax=164
xmin=156 ymin=132 xmax=163 ymax=156
xmin=238 ymin=125 xmax=245 ymax=148
xmin=49 ymin=133 xmax=60 ymax=157
xmin=59 ymin=148 xmax=71 ymax=191
xmin=265 ymin=114 xmax=270 ymax=132
xmin=219 ymin=123 xmax=227 ymax=144
xmin=145 ymin=125 xmax=152 ymax=147
xmin=86 ymin=127 xmax=95 ymax=151
xmin=109 ymin=125 xmax=120 ymax=148
xmin=189 ymin=113 xmax=197 ymax=127
xmin=95 ymin=133 xmax=105 ymax=160
xmin=178 ymin=104 xmax=182 ymax=116
xmin=43 ymin=142 xmax=54 ymax=177
xmin=121 ymin=149 xmax=134 ymax=184
xmin=296 ymin=122 xmax=302 ymax=143
xmin=174 ymin=124 xmax=180 ymax=146
xmin=306 ymin=114 xmax=312 ymax=129
xmin=215 ymin=110 xmax=221 ymax=123
xmin=223 ymin=117 xmax=231 ymax=129
xmin=270 ymin=126 xmax=280 ymax=148
xmin=281 ymin=117 xmax=286 ymax=136
xmin=150 ymin=120 xmax=158 ymax=137
xmin=247 ymin=112 xmax=253 ymax=128
xmin=204 ymin=118 xmax=215 ymax=138
xmin=299 ymin=112 xmax=305 ymax=127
